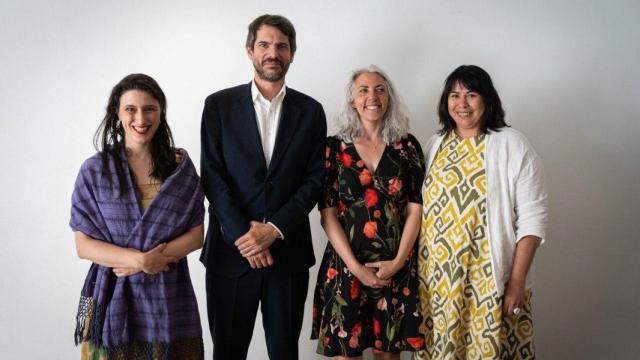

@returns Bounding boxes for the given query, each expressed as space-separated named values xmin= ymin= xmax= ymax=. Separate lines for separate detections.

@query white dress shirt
xmin=251 ymin=80 xmax=287 ymax=239
xmin=251 ymin=80 xmax=286 ymax=167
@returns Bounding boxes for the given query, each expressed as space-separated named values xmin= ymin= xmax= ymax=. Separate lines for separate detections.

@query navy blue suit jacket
xmin=200 ymin=83 xmax=327 ymax=277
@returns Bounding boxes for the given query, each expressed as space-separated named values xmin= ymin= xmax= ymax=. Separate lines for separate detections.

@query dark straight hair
xmin=93 ymin=73 xmax=177 ymax=194
xmin=246 ymin=14 xmax=297 ymax=55
xmin=437 ymin=65 xmax=509 ymax=135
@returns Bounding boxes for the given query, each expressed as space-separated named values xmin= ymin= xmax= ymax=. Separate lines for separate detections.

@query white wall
xmin=1 ymin=0 xmax=639 ymax=359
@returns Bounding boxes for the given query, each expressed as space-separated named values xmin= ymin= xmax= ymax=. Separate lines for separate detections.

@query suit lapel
xmin=234 ymin=84 xmax=267 ymax=170
xmin=268 ymin=91 xmax=301 ymax=174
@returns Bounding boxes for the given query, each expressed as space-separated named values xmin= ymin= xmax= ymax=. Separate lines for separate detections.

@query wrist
xmin=267 ymin=222 xmax=283 ymax=240
xmin=130 ymin=250 xmax=144 ymax=270
xmin=347 ymin=262 xmax=364 ymax=276
xmin=508 ymin=275 xmax=526 ymax=289
xmin=392 ymin=256 xmax=404 ymax=268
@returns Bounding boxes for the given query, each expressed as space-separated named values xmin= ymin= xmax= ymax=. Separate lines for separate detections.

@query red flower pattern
xmin=351 ymin=322 xmax=362 ymax=336
xmin=338 ymin=201 xmax=346 ymax=215
xmin=406 ymin=337 xmax=425 ymax=350
xmin=388 ymin=177 xmax=403 ymax=195
xmin=326 ymin=267 xmax=338 ymax=282
xmin=363 ymin=221 xmax=377 ymax=239
xmin=350 ymin=278 xmax=360 ymax=300
xmin=365 ymin=189 xmax=378 ymax=208
xmin=373 ymin=317 xmax=381 ymax=337
xmin=340 ymin=152 xmax=353 ymax=168
xmin=359 ymin=168 xmax=372 ymax=186
xmin=348 ymin=335 xmax=358 ymax=348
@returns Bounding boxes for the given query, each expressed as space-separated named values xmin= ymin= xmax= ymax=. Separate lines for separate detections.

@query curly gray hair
xmin=335 ymin=65 xmax=409 ymax=144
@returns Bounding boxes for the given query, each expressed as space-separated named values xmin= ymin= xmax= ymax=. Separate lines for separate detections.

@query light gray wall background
xmin=1 ymin=0 xmax=639 ymax=359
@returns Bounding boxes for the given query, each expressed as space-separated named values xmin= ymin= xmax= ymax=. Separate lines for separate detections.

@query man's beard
xmin=254 ymin=58 xmax=290 ymax=82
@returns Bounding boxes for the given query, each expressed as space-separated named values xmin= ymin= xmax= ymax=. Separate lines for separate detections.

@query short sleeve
xmin=405 ymin=133 xmax=426 ymax=204
xmin=318 ymin=136 xmax=339 ymax=210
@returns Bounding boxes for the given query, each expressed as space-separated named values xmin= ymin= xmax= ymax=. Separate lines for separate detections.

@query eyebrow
xmin=257 ymin=39 xmax=288 ymax=44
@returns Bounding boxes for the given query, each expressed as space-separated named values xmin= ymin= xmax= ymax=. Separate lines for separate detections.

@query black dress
xmin=311 ymin=134 xmax=426 ymax=357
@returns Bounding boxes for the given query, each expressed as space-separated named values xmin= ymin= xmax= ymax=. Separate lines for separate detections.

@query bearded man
xmin=200 ymin=14 xmax=327 ymax=360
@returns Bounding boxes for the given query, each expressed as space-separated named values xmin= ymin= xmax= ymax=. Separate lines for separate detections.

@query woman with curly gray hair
xmin=311 ymin=66 xmax=427 ymax=359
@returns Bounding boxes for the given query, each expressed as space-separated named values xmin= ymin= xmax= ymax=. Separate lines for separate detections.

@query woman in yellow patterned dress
xmin=416 ymin=65 xmax=548 ymax=360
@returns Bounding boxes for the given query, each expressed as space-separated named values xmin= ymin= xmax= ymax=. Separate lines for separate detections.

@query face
xmin=447 ymin=82 xmax=485 ymax=137
xmin=247 ymin=25 xmax=293 ymax=82
xmin=117 ymin=90 xmax=161 ymax=148
xmin=350 ymin=72 xmax=390 ymax=124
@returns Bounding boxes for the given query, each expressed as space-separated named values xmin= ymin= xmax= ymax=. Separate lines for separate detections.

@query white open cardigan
xmin=423 ymin=128 xmax=548 ymax=296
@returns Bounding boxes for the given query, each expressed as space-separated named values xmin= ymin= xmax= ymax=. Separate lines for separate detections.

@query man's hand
xmin=246 ymin=248 xmax=275 ymax=269
xmin=235 ymin=221 xmax=280 ymax=257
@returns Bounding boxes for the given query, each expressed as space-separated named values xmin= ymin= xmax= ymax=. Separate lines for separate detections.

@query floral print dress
xmin=311 ymin=134 xmax=427 ymax=357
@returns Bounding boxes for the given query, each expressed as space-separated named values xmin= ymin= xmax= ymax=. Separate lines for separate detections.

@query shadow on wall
xmin=513 ymin=78 xmax=640 ymax=359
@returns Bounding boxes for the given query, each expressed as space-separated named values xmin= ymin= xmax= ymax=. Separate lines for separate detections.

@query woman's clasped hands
xmin=112 ymin=243 xmax=178 ymax=277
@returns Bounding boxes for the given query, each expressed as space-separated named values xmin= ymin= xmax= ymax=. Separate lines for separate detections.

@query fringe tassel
xmin=73 ymin=296 xmax=106 ymax=348
xmin=105 ymin=338 xmax=203 ymax=359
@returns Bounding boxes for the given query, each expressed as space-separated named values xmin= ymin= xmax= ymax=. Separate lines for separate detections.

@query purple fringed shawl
xmin=70 ymin=148 xmax=204 ymax=354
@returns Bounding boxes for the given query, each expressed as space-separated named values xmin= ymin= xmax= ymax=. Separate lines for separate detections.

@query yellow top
xmin=137 ymin=182 xmax=161 ymax=210
xmin=136 ymin=152 xmax=183 ymax=210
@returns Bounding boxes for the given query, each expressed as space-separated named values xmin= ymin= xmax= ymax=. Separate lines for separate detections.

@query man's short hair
xmin=246 ymin=14 xmax=297 ymax=55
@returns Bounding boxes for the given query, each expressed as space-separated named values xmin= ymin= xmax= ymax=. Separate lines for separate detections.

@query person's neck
xmin=359 ymin=122 xmax=383 ymax=142
xmin=125 ymin=143 xmax=152 ymax=160
xmin=254 ymin=76 xmax=284 ymax=101
xmin=454 ymin=127 xmax=480 ymax=139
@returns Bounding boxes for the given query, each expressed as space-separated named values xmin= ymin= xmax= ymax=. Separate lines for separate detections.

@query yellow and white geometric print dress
xmin=415 ymin=132 xmax=534 ymax=360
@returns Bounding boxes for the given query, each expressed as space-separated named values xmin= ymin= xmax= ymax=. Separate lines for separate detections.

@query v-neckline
xmin=122 ymin=149 xmax=181 ymax=219
xmin=351 ymin=141 xmax=387 ymax=175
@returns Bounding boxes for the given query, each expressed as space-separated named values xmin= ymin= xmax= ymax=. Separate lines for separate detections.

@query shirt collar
xmin=251 ymin=80 xmax=287 ymax=104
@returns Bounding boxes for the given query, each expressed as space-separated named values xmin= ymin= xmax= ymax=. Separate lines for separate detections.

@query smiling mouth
xmin=365 ymin=105 xmax=381 ymax=110
xmin=456 ymin=112 xmax=471 ymax=117
xmin=132 ymin=125 xmax=151 ymax=134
